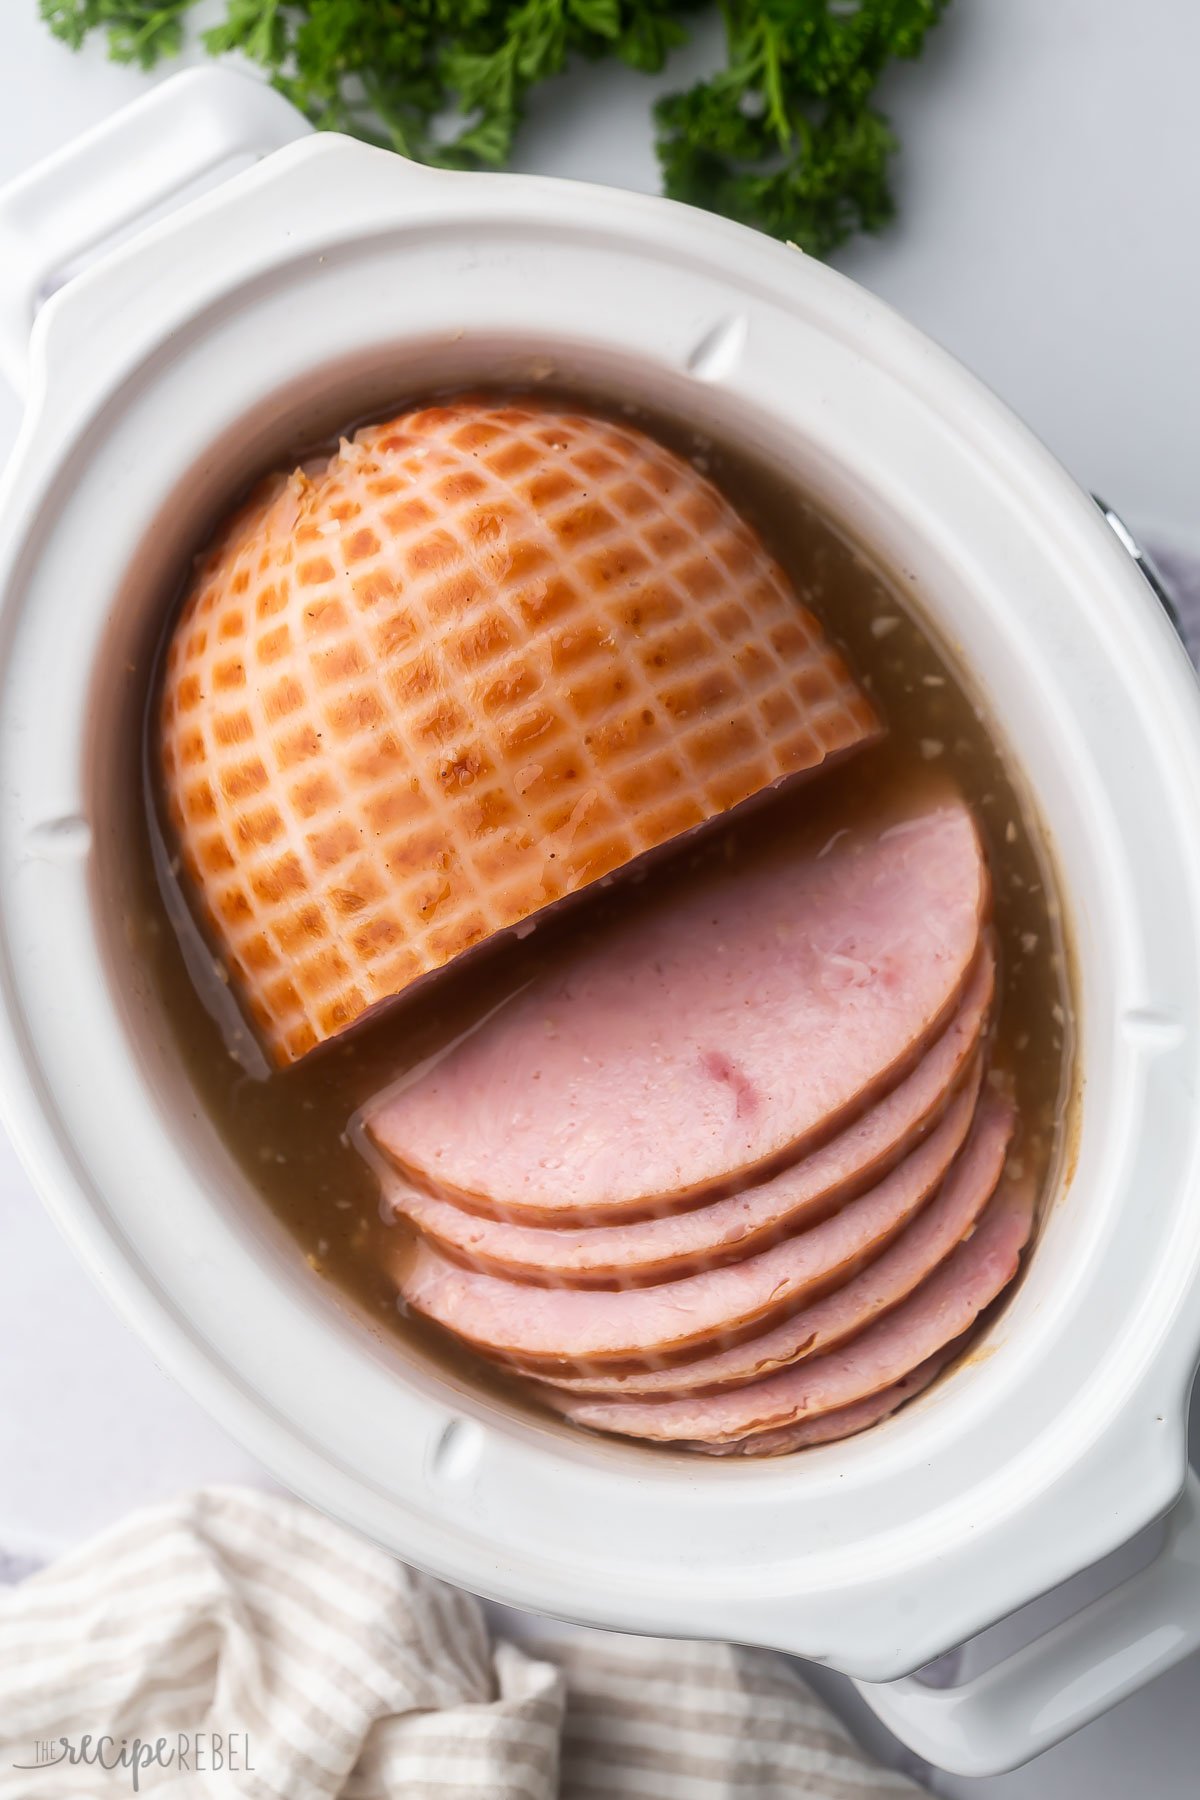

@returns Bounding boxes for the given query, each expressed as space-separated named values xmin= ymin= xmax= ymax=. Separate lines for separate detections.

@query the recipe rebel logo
xmin=10 ymin=1731 xmax=255 ymax=1790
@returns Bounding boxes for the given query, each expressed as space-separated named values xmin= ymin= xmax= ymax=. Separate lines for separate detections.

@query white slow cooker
xmin=2 ymin=68 xmax=1200 ymax=1779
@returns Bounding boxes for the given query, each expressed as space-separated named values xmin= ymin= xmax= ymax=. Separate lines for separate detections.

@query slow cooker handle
xmin=852 ymin=1465 xmax=1200 ymax=1777
xmin=0 ymin=68 xmax=311 ymax=395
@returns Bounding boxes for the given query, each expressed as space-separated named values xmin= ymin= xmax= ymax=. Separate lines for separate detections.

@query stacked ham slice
xmin=367 ymin=791 xmax=1034 ymax=1455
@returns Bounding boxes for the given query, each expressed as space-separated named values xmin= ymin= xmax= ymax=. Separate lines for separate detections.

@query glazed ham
xmin=393 ymin=1078 xmax=981 ymax=1368
xmin=369 ymin=796 xmax=988 ymax=1221
xmin=382 ymin=947 xmax=994 ymax=1287
xmin=532 ymin=1093 xmax=1013 ymax=1396
xmin=160 ymin=400 xmax=879 ymax=1066
xmin=158 ymin=385 xmax=1040 ymax=1459
xmin=542 ymin=1167 xmax=1035 ymax=1445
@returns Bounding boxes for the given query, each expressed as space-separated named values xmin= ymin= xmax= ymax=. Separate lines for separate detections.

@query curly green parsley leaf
xmin=656 ymin=0 xmax=948 ymax=251
xmin=39 ymin=0 xmax=197 ymax=66
xmin=38 ymin=0 xmax=950 ymax=255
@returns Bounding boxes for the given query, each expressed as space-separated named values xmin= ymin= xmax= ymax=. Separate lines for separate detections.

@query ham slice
xmin=160 ymin=399 xmax=879 ymax=1066
xmin=394 ymin=1079 xmax=980 ymax=1368
xmin=536 ymin=1092 xmax=1013 ymax=1396
xmin=370 ymin=794 xmax=988 ymax=1222
xmin=688 ymin=1344 xmax=960 ymax=1457
xmin=383 ymin=946 xmax=994 ymax=1286
xmin=539 ymin=1162 xmax=1034 ymax=1444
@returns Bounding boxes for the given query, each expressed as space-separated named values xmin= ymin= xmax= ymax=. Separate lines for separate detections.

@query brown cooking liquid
xmin=129 ymin=388 xmax=1074 ymax=1425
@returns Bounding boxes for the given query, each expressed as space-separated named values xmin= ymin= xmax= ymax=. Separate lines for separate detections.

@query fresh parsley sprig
xmin=38 ymin=0 xmax=950 ymax=254
xmin=40 ymin=0 xmax=198 ymax=65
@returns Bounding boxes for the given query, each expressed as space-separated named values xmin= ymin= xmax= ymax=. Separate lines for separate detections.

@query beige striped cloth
xmin=0 ymin=1486 xmax=924 ymax=1799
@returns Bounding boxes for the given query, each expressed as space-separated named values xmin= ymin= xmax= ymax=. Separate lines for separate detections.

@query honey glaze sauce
xmin=129 ymin=387 xmax=1075 ymax=1422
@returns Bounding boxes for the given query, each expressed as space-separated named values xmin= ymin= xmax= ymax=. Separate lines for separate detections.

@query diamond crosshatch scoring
xmin=161 ymin=401 xmax=878 ymax=1064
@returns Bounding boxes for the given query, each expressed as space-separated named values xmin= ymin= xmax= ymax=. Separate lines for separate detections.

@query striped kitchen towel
xmin=0 ymin=1485 xmax=923 ymax=1799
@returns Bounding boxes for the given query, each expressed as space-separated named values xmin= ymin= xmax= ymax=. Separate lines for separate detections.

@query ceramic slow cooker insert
xmin=2 ymin=70 xmax=1200 ymax=1778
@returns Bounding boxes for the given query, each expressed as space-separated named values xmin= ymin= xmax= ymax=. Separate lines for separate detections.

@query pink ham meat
xmin=394 ymin=1079 xmax=980 ymax=1368
xmin=368 ymin=794 xmax=989 ymax=1223
xmin=383 ymin=947 xmax=994 ymax=1287
xmin=689 ymin=1344 xmax=960 ymax=1457
xmin=537 ymin=1092 xmax=1013 ymax=1396
xmin=542 ymin=1166 xmax=1034 ymax=1445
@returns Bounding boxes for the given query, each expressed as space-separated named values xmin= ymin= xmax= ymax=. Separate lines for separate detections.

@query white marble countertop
xmin=2 ymin=1 xmax=1200 ymax=1790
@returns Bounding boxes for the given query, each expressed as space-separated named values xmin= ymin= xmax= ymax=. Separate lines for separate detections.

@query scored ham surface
xmin=688 ymin=1343 xmax=961 ymax=1457
xmin=531 ymin=1092 xmax=1013 ymax=1396
xmin=382 ymin=947 xmax=994 ymax=1287
xmin=369 ymin=795 xmax=988 ymax=1221
xmin=160 ymin=400 xmax=879 ymax=1066
xmin=543 ymin=1166 xmax=1034 ymax=1445
xmin=394 ymin=1079 xmax=980 ymax=1368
